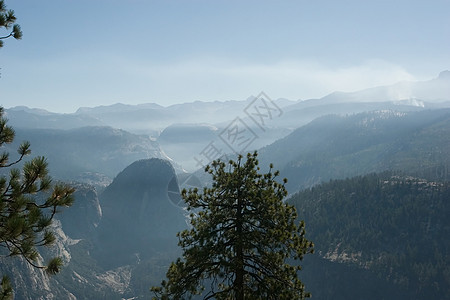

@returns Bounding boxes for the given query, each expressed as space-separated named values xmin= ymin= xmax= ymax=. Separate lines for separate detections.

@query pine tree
xmin=0 ymin=107 xmax=74 ymax=296
xmin=0 ymin=0 xmax=22 ymax=48
xmin=0 ymin=276 xmax=11 ymax=300
xmin=0 ymin=1 xmax=72 ymax=297
xmin=152 ymin=152 xmax=314 ymax=299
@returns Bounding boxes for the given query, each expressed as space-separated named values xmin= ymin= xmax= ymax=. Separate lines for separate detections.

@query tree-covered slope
xmin=259 ymin=109 xmax=450 ymax=193
xmin=290 ymin=172 xmax=450 ymax=299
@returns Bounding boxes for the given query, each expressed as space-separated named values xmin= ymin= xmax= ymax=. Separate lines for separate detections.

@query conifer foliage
xmin=152 ymin=152 xmax=314 ymax=299
xmin=0 ymin=0 xmax=22 ymax=48
xmin=0 ymin=108 xmax=74 ymax=297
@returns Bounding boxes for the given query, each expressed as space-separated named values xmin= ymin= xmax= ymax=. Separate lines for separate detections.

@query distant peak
xmin=438 ymin=70 xmax=450 ymax=79
xmin=7 ymin=106 xmax=53 ymax=115
xmin=8 ymin=105 xmax=29 ymax=110
xmin=75 ymin=102 xmax=163 ymax=114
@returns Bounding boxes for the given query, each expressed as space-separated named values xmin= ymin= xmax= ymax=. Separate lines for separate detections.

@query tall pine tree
xmin=152 ymin=152 xmax=314 ymax=299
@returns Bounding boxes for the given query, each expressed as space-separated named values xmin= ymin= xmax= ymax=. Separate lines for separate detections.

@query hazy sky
xmin=0 ymin=0 xmax=449 ymax=113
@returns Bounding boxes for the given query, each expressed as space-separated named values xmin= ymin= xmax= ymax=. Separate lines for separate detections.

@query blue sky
xmin=0 ymin=0 xmax=449 ymax=113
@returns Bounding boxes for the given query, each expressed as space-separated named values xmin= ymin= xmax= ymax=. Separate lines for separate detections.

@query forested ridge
xmin=290 ymin=171 xmax=450 ymax=298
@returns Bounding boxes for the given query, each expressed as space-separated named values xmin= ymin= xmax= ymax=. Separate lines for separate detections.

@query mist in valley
xmin=1 ymin=1 xmax=450 ymax=299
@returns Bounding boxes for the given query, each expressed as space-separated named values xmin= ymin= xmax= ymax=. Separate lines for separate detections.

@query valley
xmin=1 ymin=73 xmax=450 ymax=299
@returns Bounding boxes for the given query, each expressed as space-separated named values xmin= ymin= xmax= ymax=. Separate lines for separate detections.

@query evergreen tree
xmin=0 ymin=276 xmax=11 ymax=300
xmin=0 ymin=1 xmax=72 ymax=297
xmin=0 ymin=108 xmax=74 ymax=296
xmin=152 ymin=152 xmax=314 ymax=299
xmin=0 ymin=0 xmax=22 ymax=48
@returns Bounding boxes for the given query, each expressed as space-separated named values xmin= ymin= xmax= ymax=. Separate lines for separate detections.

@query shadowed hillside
xmin=94 ymin=158 xmax=187 ymax=269
xmin=291 ymin=172 xmax=450 ymax=299
xmin=259 ymin=109 xmax=450 ymax=193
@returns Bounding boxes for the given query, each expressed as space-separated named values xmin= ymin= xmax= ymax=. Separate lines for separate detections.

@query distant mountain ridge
xmin=5 ymin=71 xmax=450 ymax=171
xmin=5 ymin=108 xmax=105 ymax=130
xmin=7 ymin=71 xmax=449 ymax=133
xmin=259 ymin=108 xmax=450 ymax=193
xmin=2 ymin=126 xmax=175 ymax=181
xmin=320 ymin=70 xmax=450 ymax=104
xmin=76 ymin=102 xmax=164 ymax=114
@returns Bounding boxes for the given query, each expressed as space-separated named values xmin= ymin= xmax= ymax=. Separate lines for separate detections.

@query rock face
xmin=94 ymin=158 xmax=187 ymax=268
xmin=0 ymin=257 xmax=74 ymax=300
xmin=0 ymin=219 xmax=79 ymax=300
xmin=58 ymin=183 xmax=103 ymax=239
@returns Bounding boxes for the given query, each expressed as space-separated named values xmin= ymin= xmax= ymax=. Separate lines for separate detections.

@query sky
xmin=0 ymin=0 xmax=449 ymax=113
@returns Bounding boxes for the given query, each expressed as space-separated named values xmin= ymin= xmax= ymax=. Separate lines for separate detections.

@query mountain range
xmin=6 ymin=71 xmax=450 ymax=131
xmin=5 ymin=71 xmax=449 ymax=172
xmin=2 ymin=126 xmax=179 ymax=185
xmin=1 ymin=72 xmax=450 ymax=299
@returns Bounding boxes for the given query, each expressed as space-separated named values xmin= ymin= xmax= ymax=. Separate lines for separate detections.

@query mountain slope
xmin=259 ymin=109 xmax=450 ymax=193
xmin=94 ymin=158 xmax=187 ymax=269
xmin=5 ymin=107 xmax=104 ymax=129
xmin=276 ymin=71 xmax=450 ymax=130
xmin=3 ymin=126 xmax=171 ymax=181
xmin=290 ymin=172 xmax=450 ymax=299
xmin=319 ymin=70 xmax=450 ymax=104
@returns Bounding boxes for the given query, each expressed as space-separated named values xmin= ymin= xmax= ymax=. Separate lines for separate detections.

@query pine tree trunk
xmin=234 ymin=190 xmax=244 ymax=300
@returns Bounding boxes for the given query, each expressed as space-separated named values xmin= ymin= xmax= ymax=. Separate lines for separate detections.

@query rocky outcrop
xmin=94 ymin=158 xmax=188 ymax=268
xmin=0 ymin=220 xmax=78 ymax=300
xmin=58 ymin=183 xmax=102 ymax=240
xmin=0 ymin=159 xmax=188 ymax=299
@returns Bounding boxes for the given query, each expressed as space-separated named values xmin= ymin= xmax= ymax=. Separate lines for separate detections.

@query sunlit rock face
xmin=94 ymin=158 xmax=187 ymax=268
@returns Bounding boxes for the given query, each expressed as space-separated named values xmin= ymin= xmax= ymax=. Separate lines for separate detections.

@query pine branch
xmin=0 ymin=32 xmax=12 ymax=39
